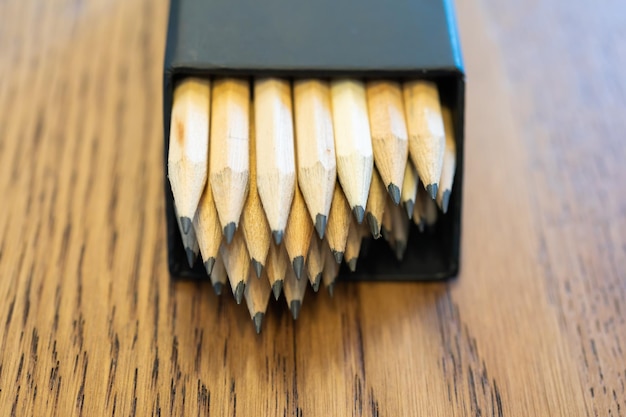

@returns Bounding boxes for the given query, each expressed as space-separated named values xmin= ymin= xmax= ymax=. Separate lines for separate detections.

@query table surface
xmin=1 ymin=0 xmax=625 ymax=415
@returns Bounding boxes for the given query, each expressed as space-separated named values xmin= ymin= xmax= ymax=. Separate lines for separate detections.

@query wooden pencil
xmin=390 ymin=198 xmax=410 ymax=261
xmin=240 ymin=98 xmax=271 ymax=277
xmin=254 ymin=78 xmax=296 ymax=244
xmin=283 ymin=263 xmax=308 ymax=320
xmin=175 ymin=206 xmax=200 ymax=267
xmin=321 ymin=239 xmax=340 ymax=297
xmin=209 ymin=255 xmax=228 ymax=296
xmin=168 ymin=77 xmax=211 ymax=238
xmin=344 ymin=215 xmax=363 ymax=272
xmin=412 ymin=186 xmax=426 ymax=232
xmin=325 ymin=182 xmax=351 ymax=264
xmin=208 ymin=78 xmax=250 ymax=243
xmin=365 ymin=80 xmax=408 ymax=204
xmin=244 ymin=268 xmax=271 ymax=334
xmin=365 ymin=168 xmax=386 ymax=239
xmin=284 ymin=182 xmax=314 ymax=279
xmin=330 ymin=79 xmax=373 ymax=224
xmin=193 ymin=172 xmax=222 ymax=274
xmin=422 ymin=186 xmax=439 ymax=227
xmin=403 ymin=80 xmax=445 ymax=199
xmin=293 ymin=79 xmax=337 ymax=239
xmin=305 ymin=234 xmax=325 ymax=292
xmin=381 ymin=197 xmax=394 ymax=245
xmin=400 ymin=160 xmax=419 ymax=220
xmin=436 ymin=106 xmax=456 ymax=213
xmin=265 ymin=240 xmax=289 ymax=300
xmin=219 ymin=227 xmax=249 ymax=304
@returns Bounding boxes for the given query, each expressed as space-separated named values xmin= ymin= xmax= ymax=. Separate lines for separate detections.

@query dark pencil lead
xmin=441 ymin=190 xmax=451 ymax=214
xmin=253 ymin=313 xmax=264 ymax=334
xmin=290 ymin=300 xmax=301 ymax=320
xmin=314 ymin=213 xmax=327 ymax=239
xmin=352 ymin=205 xmax=365 ymax=224
xmin=234 ymin=281 xmax=245 ymax=304
xmin=180 ymin=216 xmax=193 ymax=235
xmin=292 ymin=256 xmax=304 ymax=279
xmin=426 ymin=183 xmax=438 ymax=200
xmin=328 ymin=282 xmax=335 ymax=297
xmin=418 ymin=219 xmax=425 ymax=233
xmin=395 ymin=241 xmax=407 ymax=261
xmin=272 ymin=280 xmax=283 ymax=300
xmin=272 ymin=230 xmax=284 ymax=245
xmin=185 ymin=247 xmax=196 ymax=267
xmin=251 ymin=258 xmax=263 ymax=278
xmin=313 ymin=273 xmax=322 ymax=292
xmin=223 ymin=222 xmax=236 ymax=244
xmin=387 ymin=183 xmax=401 ymax=205
xmin=204 ymin=257 xmax=215 ymax=275
xmin=404 ymin=200 xmax=414 ymax=220
xmin=332 ymin=250 xmax=344 ymax=264
xmin=213 ymin=282 xmax=223 ymax=296
xmin=367 ymin=213 xmax=381 ymax=239
xmin=347 ymin=258 xmax=358 ymax=272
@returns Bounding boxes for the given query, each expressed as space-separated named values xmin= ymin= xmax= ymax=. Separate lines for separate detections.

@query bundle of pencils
xmin=168 ymin=77 xmax=457 ymax=332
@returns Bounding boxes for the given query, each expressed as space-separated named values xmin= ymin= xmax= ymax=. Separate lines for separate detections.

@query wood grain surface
xmin=1 ymin=0 xmax=624 ymax=415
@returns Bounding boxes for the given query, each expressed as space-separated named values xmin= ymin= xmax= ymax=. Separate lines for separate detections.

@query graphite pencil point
xmin=223 ymin=222 xmax=236 ymax=244
xmin=347 ymin=258 xmax=358 ymax=272
xmin=213 ymin=282 xmax=223 ymax=296
xmin=251 ymin=258 xmax=263 ymax=278
xmin=253 ymin=313 xmax=264 ymax=334
xmin=352 ymin=205 xmax=365 ymax=224
xmin=426 ymin=183 xmax=438 ymax=200
xmin=292 ymin=256 xmax=304 ymax=279
xmin=367 ymin=213 xmax=381 ymax=239
xmin=272 ymin=281 xmax=283 ymax=300
xmin=387 ymin=184 xmax=401 ymax=205
xmin=404 ymin=200 xmax=415 ymax=220
xmin=272 ymin=230 xmax=284 ymax=245
xmin=185 ymin=247 xmax=196 ymax=267
xmin=332 ymin=250 xmax=344 ymax=264
xmin=290 ymin=300 xmax=301 ymax=320
xmin=328 ymin=283 xmax=335 ymax=297
xmin=204 ymin=257 xmax=215 ymax=275
xmin=234 ymin=282 xmax=245 ymax=304
xmin=313 ymin=273 xmax=322 ymax=292
xmin=441 ymin=190 xmax=451 ymax=214
xmin=315 ymin=214 xmax=327 ymax=239
xmin=180 ymin=216 xmax=193 ymax=235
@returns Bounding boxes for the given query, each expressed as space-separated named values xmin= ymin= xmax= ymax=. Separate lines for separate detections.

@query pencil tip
xmin=328 ymin=283 xmax=335 ymax=297
xmin=404 ymin=200 xmax=414 ymax=220
xmin=366 ymin=213 xmax=381 ymax=239
xmin=347 ymin=257 xmax=358 ymax=272
xmin=180 ymin=216 xmax=193 ymax=235
xmin=253 ymin=313 xmax=264 ymax=334
xmin=213 ymin=282 xmax=223 ymax=296
xmin=223 ymin=222 xmax=236 ymax=244
xmin=332 ymin=250 xmax=344 ymax=264
xmin=442 ymin=190 xmax=451 ymax=214
xmin=313 ymin=273 xmax=322 ymax=292
xmin=272 ymin=280 xmax=283 ymax=300
xmin=426 ymin=183 xmax=438 ymax=200
xmin=352 ymin=205 xmax=365 ymax=224
xmin=290 ymin=300 xmax=301 ymax=320
xmin=185 ymin=247 xmax=196 ymax=267
xmin=388 ymin=184 xmax=401 ymax=205
xmin=251 ymin=258 xmax=263 ymax=278
xmin=204 ymin=257 xmax=215 ymax=275
xmin=234 ymin=281 xmax=245 ymax=304
xmin=315 ymin=214 xmax=327 ymax=239
xmin=272 ymin=230 xmax=284 ymax=245
xmin=395 ymin=241 xmax=407 ymax=261
xmin=292 ymin=256 xmax=304 ymax=279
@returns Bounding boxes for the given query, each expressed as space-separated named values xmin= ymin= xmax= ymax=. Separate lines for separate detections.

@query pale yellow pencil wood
xmin=284 ymin=182 xmax=314 ymax=278
xmin=365 ymin=168 xmax=387 ymax=239
xmin=321 ymin=239 xmax=340 ymax=292
xmin=219 ymin=227 xmax=249 ymax=303
xmin=344 ymin=215 xmax=363 ymax=272
xmin=194 ymin=172 xmax=222 ymax=272
xmin=244 ymin=268 xmax=271 ymax=319
xmin=436 ymin=106 xmax=457 ymax=213
xmin=325 ymin=182 xmax=351 ymax=263
xmin=283 ymin=265 xmax=307 ymax=319
xmin=401 ymin=159 xmax=419 ymax=219
xmin=210 ymin=255 xmax=228 ymax=295
xmin=305 ymin=234 xmax=325 ymax=290
xmin=265 ymin=240 xmax=289 ymax=298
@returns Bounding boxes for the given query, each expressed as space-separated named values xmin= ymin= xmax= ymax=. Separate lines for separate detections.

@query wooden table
xmin=1 ymin=0 xmax=624 ymax=415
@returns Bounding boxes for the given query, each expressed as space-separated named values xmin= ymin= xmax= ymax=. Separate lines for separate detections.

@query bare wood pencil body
xmin=293 ymin=80 xmax=337 ymax=239
xmin=330 ymin=79 xmax=373 ymax=223
xmin=240 ymin=98 xmax=271 ymax=277
xmin=283 ymin=263 xmax=307 ymax=320
xmin=284 ymin=183 xmax=314 ymax=279
xmin=209 ymin=255 xmax=228 ymax=295
xmin=209 ymin=78 xmax=250 ymax=243
xmin=344 ymin=215 xmax=363 ymax=272
xmin=168 ymin=78 xmax=211 ymax=235
xmin=365 ymin=168 xmax=386 ymax=239
xmin=306 ymin=235 xmax=324 ymax=292
xmin=401 ymin=160 xmax=419 ymax=219
xmin=325 ymin=182 xmax=351 ymax=264
xmin=244 ymin=268 xmax=271 ymax=333
xmin=321 ymin=240 xmax=340 ymax=296
xmin=194 ymin=175 xmax=222 ymax=274
xmin=219 ymin=227 xmax=249 ymax=304
xmin=175 ymin=206 xmax=200 ymax=267
xmin=437 ymin=106 xmax=457 ymax=213
xmin=403 ymin=80 xmax=445 ymax=199
xmin=389 ymin=199 xmax=410 ymax=260
xmin=366 ymin=81 xmax=409 ymax=204
xmin=254 ymin=78 xmax=296 ymax=244
xmin=265 ymin=240 xmax=289 ymax=300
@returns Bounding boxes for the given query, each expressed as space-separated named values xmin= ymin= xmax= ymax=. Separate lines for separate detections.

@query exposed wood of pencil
xmin=321 ymin=239 xmax=340 ymax=296
xmin=401 ymin=159 xmax=419 ymax=220
xmin=381 ymin=197 xmax=394 ymax=247
xmin=390 ymin=199 xmax=410 ymax=261
xmin=419 ymin=186 xmax=438 ymax=227
xmin=210 ymin=255 xmax=228 ymax=296
xmin=175 ymin=205 xmax=199 ymax=266
xmin=219 ymin=227 xmax=249 ymax=304
xmin=208 ymin=78 xmax=250 ymax=243
xmin=284 ymin=183 xmax=314 ymax=280
xmin=325 ymin=182 xmax=351 ymax=264
xmin=193 ymin=175 xmax=222 ymax=274
xmin=437 ymin=106 xmax=457 ymax=214
xmin=168 ymin=77 xmax=211 ymax=234
xmin=254 ymin=78 xmax=296 ymax=244
xmin=265 ymin=240 xmax=289 ymax=300
xmin=283 ymin=265 xmax=307 ymax=320
xmin=305 ymin=235 xmax=325 ymax=292
xmin=403 ymin=80 xmax=445 ymax=199
xmin=240 ymin=98 xmax=271 ymax=277
xmin=412 ymin=189 xmax=426 ymax=232
xmin=344 ymin=215 xmax=363 ymax=272
xmin=365 ymin=168 xmax=387 ymax=239
xmin=293 ymin=80 xmax=337 ymax=239
xmin=366 ymin=80 xmax=409 ymax=204
xmin=244 ymin=268 xmax=272 ymax=334
xmin=330 ymin=79 xmax=373 ymax=223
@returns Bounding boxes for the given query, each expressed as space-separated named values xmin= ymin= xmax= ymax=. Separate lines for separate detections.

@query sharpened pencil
xmin=283 ymin=264 xmax=307 ymax=320
xmin=194 ymin=172 xmax=222 ymax=274
xmin=325 ymin=182 xmax=351 ymax=264
xmin=344 ymin=215 xmax=363 ymax=272
xmin=219 ymin=227 xmax=249 ymax=304
xmin=365 ymin=168 xmax=386 ymax=239
xmin=210 ymin=255 xmax=228 ymax=296
xmin=265 ymin=240 xmax=289 ymax=300
xmin=306 ymin=234 xmax=324 ymax=292
xmin=390 ymin=198 xmax=410 ymax=261
xmin=422 ymin=186 xmax=439 ymax=227
xmin=401 ymin=160 xmax=419 ymax=220
xmin=244 ymin=268 xmax=272 ymax=334
xmin=436 ymin=106 xmax=456 ymax=214
xmin=284 ymin=182 xmax=314 ymax=280
xmin=321 ymin=239 xmax=339 ymax=296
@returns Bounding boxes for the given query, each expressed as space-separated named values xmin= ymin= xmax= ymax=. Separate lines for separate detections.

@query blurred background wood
xmin=0 ymin=0 xmax=624 ymax=415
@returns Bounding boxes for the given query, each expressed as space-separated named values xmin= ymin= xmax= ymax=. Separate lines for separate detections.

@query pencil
xmin=293 ymin=79 xmax=337 ymax=239
xmin=194 ymin=173 xmax=222 ymax=274
xmin=265 ymin=240 xmax=289 ymax=300
xmin=400 ymin=160 xmax=419 ymax=220
xmin=283 ymin=264 xmax=307 ymax=320
xmin=244 ymin=268 xmax=271 ymax=334
xmin=175 ymin=207 xmax=199 ymax=267
xmin=330 ymin=79 xmax=373 ymax=224
xmin=209 ymin=255 xmax=227 ymax=296
xmin=366 ymin=80 xmax=408 ymax=204
xmin=219 ymin=227 xmax=249 ymax=304
xmin=305 ymin=234 xmax=324 ymax=292
xmin=381 ymin=197 xmax=394 ymax=245
xmin=365 ymin=168 xmax=386 ymax=239
xmin=284 ymin=183 xmax=314 ymax=279
xmin=240 ymin=99 xmax=271 ymax=277
xmin=436 ymin=106 xmax=456 ymax=213
xmin=168 ymin=77 xmax=211 ymax=238
xmin=344 ymin=215 xmax=363 ymax=272
xmin=321 ymin=239 xmax=339 ymax=297
xmin=403 ymin=80 xmax=445 ymax=199
xmin=412 ymin=186 xmax=426 ymax=232
xmin=325 ymin=182 xmax=351 ymax=264
xmin=254 ymin=78 xmax=296 ymax=244
xmin=389 ymin=198 xmax=410 ymax=261
xmin=422 ymin=186 xmax=439 ymax=227
xmin=208 ymin=78 xmax=250 ymax=243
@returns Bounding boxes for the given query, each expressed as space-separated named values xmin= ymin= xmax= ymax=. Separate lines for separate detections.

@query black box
xmin=163 ymin=0 xmax=465 ymax=281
